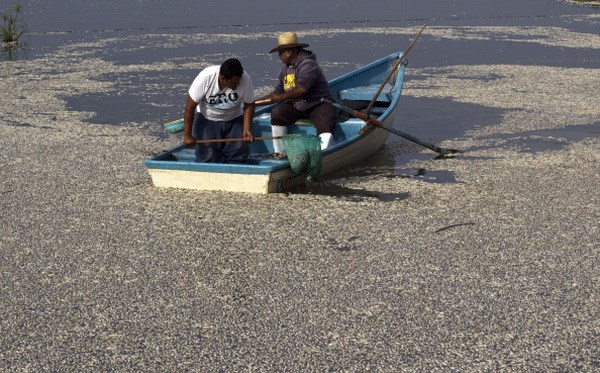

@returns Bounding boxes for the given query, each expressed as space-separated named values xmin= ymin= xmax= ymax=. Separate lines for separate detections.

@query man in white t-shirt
xmin=183 ymin=58 xmax=255 ymax=163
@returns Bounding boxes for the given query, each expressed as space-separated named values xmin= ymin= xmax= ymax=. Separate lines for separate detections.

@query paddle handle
xmin=365 ymin=24 xmax=426 ymax=117
xmin=195 ymin=136 xmax=282 ymax=144
xmin=254 ymin=98 xmax=275 ymax=106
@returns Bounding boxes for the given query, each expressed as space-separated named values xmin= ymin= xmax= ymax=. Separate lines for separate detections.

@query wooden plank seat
xmin=339 ymin=83 xmax=396 ymax=103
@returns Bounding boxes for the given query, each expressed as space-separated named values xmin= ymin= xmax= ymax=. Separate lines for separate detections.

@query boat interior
xmin=167 ymin=83 xmax=396 ymax=166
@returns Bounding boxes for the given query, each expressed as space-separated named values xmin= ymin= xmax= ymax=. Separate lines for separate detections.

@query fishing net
xmin=283 ymin=134 xmax=322 ymax=181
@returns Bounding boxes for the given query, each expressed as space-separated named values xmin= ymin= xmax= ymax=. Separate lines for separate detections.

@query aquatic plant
xmin=1 ymin=4 xmax=27 ymax=44
xmin=1 ymin=4 xmax=28 ymax=60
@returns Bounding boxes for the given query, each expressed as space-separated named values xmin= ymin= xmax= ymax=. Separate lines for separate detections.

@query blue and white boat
xmin=145 ymin=51 xmax=407 ymax=194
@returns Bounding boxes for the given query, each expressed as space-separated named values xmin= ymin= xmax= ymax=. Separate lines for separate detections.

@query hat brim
xmin=269 ymin=43 xmax=309 ymax=54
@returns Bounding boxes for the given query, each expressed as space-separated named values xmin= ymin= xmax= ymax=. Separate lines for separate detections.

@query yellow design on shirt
xmin=283 ymin=73 xmax=296 ymax=91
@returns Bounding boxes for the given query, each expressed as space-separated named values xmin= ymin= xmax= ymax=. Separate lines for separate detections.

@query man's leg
xmin=308 ymin=102 xmax=337 ymax=150
xmin=193 ymin=113 xmax=223 ymax=163
xmin=221 ymin=116 xmax=249 ymax=163
xmin=270 ymin=103 xmax=303 ymax=154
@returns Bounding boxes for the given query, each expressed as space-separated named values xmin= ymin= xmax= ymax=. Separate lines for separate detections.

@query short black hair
xmin=220 ymin=58 xmax=244 ymax=79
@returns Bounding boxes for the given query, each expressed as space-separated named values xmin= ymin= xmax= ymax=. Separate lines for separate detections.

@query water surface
xmin=2 ymin=0 xmax=598 ymax=193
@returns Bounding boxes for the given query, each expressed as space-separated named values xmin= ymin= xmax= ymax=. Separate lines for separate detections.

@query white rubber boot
xmin=271 ymin=125 xmax=288 ymax=154
xmin=319 ymin=132 xmax=333 ymax=150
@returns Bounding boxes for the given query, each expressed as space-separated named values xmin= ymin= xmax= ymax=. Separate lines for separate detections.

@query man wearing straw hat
xmin=256 ymin=32 xmax=336 ymax=157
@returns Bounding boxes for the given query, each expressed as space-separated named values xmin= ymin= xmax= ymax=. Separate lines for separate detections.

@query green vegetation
xmin=1 ymin=4 xmax=28 ymax=60
xmin=1 ymin=4 xmax=27 ymax=44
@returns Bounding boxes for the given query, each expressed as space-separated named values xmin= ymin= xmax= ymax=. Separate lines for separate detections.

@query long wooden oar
xmin=328 ymin=100 xmax=461 ymax=156
xmin=364 ymin=24 xmax=427 ymax=118
xmin=195 ymin=136 xmax=281 ymax=144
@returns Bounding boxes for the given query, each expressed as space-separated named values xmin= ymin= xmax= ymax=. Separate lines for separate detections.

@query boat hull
xmin=146 ymin=125 xmax=393 ymax=194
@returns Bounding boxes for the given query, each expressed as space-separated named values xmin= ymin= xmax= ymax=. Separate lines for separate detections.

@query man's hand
xmin=183 ymin=133 xmax=196 ymax=147
xmin=243 ymin=130 xmax=254 ymax=142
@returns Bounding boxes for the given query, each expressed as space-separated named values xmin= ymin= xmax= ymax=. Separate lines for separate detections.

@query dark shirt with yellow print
xmin=275 ymin=50 xmax=333 ymax=111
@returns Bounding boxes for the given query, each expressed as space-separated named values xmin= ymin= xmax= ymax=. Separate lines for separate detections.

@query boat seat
xmin=339 ymin=84 xmax=396 ymax=103
xmin=293 ymin=114 xmax=355 ymax=126
xmin=367 ymin=106 xmax=387 ymax=115
xmin=254 ymin=113 xmax=352 ymax=129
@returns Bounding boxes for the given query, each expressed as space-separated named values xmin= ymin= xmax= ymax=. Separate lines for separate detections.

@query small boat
xmin=145 ymin=51 xmax=408 ymax=194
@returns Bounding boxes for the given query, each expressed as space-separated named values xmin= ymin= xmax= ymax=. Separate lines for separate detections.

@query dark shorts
xmin=270 ymin=102 xmax=337 ymax=134
xmin=193 ymin=113 xmax=248 ymax=163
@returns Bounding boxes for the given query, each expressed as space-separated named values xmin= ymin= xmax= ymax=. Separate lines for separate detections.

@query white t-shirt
xmin=188 ymin=65 xmax=255 ymax=121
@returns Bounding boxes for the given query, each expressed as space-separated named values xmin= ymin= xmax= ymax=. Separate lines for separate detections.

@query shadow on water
xmin=395 ymin=95 xmax=505 ymax=143
xmin=285 ymin=144 xmax=463 ymax=201
xmin=65 ymin=71 xmax=190 ymax=127
xmin=284 ymin=101 xmax=596 ymax=199
xmin=329 ymin=149 xmax=462 ymax=183
xmin=64 ymin=48 xmax=281 ymax=128
xmin=250 ymin=94 xmax=501 ymax=199
xmin=282 ymin=96 xmax=505 ymax=198
xmin=286 ymin=181 xmax=411 ymax=203
xmin=484 ymin=123 xmax=600 ymax=153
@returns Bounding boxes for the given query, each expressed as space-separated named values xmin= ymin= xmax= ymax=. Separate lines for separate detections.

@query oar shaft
xmin=195 ymin=136 xmax=281 ymax=144
xmin=365 ymin=24 xmax=426 ymax=117
xmin=330 ymin=101 xmax=457 ymax=155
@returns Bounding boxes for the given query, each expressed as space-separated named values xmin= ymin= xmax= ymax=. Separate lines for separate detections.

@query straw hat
xmin=269 ymin=32 xmax=309 ymax=53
